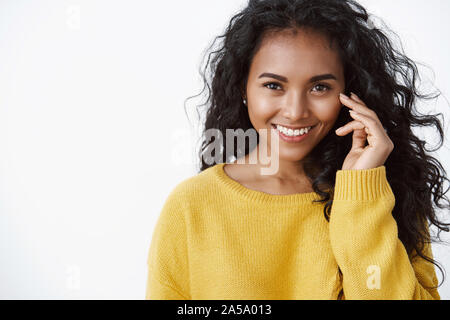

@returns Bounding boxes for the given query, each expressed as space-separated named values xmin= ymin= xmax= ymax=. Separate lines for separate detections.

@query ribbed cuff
xmin=333 ymin=166 xmax=394 ymax=201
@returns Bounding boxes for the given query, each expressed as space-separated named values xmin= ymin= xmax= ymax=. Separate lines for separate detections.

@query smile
xmin=271 ymin=123 xmax=317 ymax=143
xmin=273 ymin=124 xmax=314 ymax=137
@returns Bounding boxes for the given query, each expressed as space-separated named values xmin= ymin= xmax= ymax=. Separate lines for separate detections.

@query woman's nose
xmin=281 ymin=92 xmax=311 ymax=120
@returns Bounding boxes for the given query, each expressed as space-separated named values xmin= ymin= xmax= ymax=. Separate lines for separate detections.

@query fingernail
xmin=340 ymin=93 xmax=349 ymax=99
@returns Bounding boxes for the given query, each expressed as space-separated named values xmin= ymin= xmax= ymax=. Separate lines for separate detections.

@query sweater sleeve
xmin=145 ymin=185 xmax=191 ymax=300
xmin=329 ymin=166 xmax=440 ymax=300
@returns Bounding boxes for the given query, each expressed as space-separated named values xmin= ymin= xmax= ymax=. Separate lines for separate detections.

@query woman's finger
xmin=335 ymin=120 xmax=365 ymax=136
xmin=339 ymin=93 xmax=380 ymax=122
xmin=348 ymin=110 xmax=385 ymax=140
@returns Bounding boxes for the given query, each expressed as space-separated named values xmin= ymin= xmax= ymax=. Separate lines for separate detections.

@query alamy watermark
xmin=66 ymin=5 xmax=81 ymax=30
xmin=66 ymin=264 xmax=81 ymax=291
xmin=201 ymin=128 xmax=280 ymax=175
xmin=366 ymin=265 xmax=381 ymax=290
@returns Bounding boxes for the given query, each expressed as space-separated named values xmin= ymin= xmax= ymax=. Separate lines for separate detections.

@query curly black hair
xmin=184 ymin=0 xmax=450 ymax=288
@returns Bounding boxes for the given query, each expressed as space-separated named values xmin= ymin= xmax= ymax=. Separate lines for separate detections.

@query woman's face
xmin=245 ymin=28 xmax=345 ymax=163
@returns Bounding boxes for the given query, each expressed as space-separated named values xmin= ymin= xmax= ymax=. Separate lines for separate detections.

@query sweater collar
xmin=211 ymin=162 xmax=323 ymax=205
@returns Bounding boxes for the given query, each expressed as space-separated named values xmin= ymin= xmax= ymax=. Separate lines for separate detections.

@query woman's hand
xmin=335 ymin=92 xmax=394 ymax=171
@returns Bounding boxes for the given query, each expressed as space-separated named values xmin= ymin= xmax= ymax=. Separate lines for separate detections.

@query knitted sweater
xmin=145 ymin=163 xmax=440 ymax=300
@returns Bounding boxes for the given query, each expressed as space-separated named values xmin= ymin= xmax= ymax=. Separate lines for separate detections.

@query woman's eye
xmin=264 ymin=82 xmax=282 ymax=90
xmin=263 ymin=82 xmax=331 ymax=92
xmin=312 ymin=83 xmax=331 ymax=92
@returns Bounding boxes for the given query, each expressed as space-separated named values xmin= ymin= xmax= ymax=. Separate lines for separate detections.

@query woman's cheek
xmin=313 ymin=99 xmax=342 ymax=122
xmin=248 ymin=97 xmax=277 ymax=125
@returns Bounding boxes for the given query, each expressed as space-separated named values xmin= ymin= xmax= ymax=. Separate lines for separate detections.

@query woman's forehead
xmin=250 ymin=31 xmax=343 ymax=80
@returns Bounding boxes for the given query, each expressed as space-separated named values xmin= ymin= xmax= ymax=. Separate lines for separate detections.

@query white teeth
xmin=276 ymin=125 xmax=312 ymax=137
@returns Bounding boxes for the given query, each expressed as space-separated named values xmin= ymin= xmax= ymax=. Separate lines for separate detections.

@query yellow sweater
xmin=145 ymin=163 xmax=440 ymax=300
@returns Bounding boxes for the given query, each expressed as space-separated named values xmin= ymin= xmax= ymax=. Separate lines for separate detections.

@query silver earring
xmin=243 ymin=98 xmax=247 ymax=105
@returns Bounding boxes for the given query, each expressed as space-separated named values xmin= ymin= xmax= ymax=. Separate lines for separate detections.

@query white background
xmin=0 ymin=0 xmax=449 ymax=299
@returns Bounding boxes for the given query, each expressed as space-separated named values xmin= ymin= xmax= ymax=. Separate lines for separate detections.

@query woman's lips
xmin=271 ymin=124 xmax=316 ymax=143
xmin=272 ymin=123 xmax=316 ymax=130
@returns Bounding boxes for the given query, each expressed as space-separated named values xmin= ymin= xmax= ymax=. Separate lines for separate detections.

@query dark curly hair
xmin=185 ymin=0 xmax=450 ymax=289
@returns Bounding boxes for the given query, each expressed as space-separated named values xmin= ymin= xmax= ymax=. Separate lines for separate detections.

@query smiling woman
xmin=146 ymin=0 xmax=450 ymax=300
xmin=242 ymin=27 xmax=346 ymax=174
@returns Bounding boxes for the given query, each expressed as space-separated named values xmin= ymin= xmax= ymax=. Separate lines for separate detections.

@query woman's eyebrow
xmin=258 ymin=72 xmax=337 ymax=83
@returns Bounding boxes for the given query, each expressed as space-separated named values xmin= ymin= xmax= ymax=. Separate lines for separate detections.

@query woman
xmin=146 ymin=0 xmax=449 ymax=299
